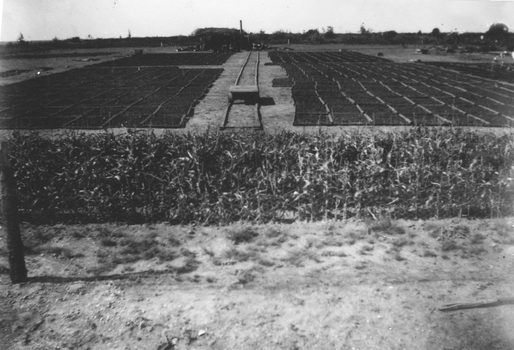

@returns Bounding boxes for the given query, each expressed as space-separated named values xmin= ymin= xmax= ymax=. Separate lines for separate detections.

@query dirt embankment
xmin=1 ymin=218 xmax=514 ymax=349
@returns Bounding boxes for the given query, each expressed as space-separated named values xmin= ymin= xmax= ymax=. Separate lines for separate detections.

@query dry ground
xmin=1 ymin=218 xmax=514 ymax=349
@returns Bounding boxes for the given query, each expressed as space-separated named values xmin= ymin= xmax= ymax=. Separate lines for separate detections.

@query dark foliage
xmin=8 ymin=129 xmax=514 ymax=225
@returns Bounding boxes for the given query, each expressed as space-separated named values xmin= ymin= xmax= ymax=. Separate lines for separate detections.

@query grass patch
xmin=441 ymin=240 xmax=460 ymax=252
xmin=100 ymin=238 xmax=117 ymax=247
xmin=97 ymin=232 xmax=177 ymax=268
xmin=323 ymin=236 xmax=345 ymax=247
xmin=391 ymin=237 xmax=410 ymax=247
xmin=454 ymin=225 xmax=470 ymax=237
xmin=470 ymin=233 xmax=486 ymax=244
xmin=258 ymin=258 xmax=275 ymax=267
xmin=283 ymin=249 xmax=321 ymax=267
xmin=369 ymin=218 xmax=406 ymax=235
xmin=359 ymin=244 xmax=374 ymax=255
xmin=23 ymin=228 xmax=54 ymax=254
xmin=258 ymin=227 xmax=288 ymax=247
xmin=176 ymin=257 xmax=200 ymax=274
xmin=386 ymin=245 xmax=403 ymax=257
xmin=265 ymin=227 xmax=283 ymax=238
xmin=424 ymin=223 xmax=443 ymax=238
xmin=306 ymin=237 xmax=321 ymax=248
xmin=38 ymin=245 xmax=84 ymax=259
xmin=202 ymin=247 xmax=215 ymax=257
xmin=227 ymin=226 xmax=259 ymax=245
xmin=237 ymin=268 xmax=261 ymax=286
xmin=345 ymin=229 xmax=368 ymax=245
xmin=180 ymin=248 xmax=197 ymax=258
xmin=394 ymin=253 xmax=406 ymax=261
xmin=70 ymin=230 xmax=86 ymax=239
xmin=167 ymin=236 xmax=181 ymax=246
xmin=427 ymin=228 xmax=441 ymax=239
xmin=422 ymin=249 xmax=438 ymax=257
xmin=321 ymin=250 xmax=347 ymax=257
xmin=492 ymin=220 xmax=512 ymax=237
xmin=222 ymin=246 xmax=258 ymax=262
xmin=468 ymin=246 xmax=488 ymax=256
xmin=490 ymin=220 xmax=514 ymax=244
xmin=355 ymin=262 xmax=367 ymax=270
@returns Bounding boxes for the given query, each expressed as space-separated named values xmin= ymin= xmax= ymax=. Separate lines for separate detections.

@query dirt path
xmin=1 ymin=218 xmax=514 ymax=349
xmin=185 ymin=52 xmax=247 ymax=133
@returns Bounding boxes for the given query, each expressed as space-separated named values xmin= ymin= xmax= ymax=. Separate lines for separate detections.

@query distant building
xmin=192 ymin=27 xmax=248 ymax=52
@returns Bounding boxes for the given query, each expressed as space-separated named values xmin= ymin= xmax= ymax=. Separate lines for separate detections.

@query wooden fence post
xmin=0 ymin=140 xmax=27 ymax=284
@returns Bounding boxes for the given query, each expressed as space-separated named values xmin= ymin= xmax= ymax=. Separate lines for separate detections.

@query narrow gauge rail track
xmin=221 ymin=51 xmax=262 ymax=130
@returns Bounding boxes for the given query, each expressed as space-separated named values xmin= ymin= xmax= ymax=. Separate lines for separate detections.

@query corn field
xmin=7 ymin=128 xmax=514 ymax=224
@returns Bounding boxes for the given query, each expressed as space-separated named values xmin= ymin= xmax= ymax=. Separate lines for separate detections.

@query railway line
xmin=221 ymin=51 xmax=262 ymax=130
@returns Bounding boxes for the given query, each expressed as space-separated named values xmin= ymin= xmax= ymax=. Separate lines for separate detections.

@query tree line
xmin=2 ymin=23 xmax=513 ymax=56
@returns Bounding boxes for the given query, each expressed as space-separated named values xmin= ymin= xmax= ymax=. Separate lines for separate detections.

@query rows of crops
xmin=422 ymin=61 xmax=514 ymax=84
xmin=8 ymin=129 xmax=514 ymax=224
xmin=269 ymin=51 xmax=514 ymax=127
xmin=272 ymin=51 xmax=392 ymax=63
xmin=0 ymin=53 xmax=233 ymax=129
xmin=93 ymin=52 xmax=233 ymax=67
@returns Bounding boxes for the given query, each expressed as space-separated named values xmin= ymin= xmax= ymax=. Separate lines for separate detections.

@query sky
xmin=1 ymin=0 xmax=513 ymax=42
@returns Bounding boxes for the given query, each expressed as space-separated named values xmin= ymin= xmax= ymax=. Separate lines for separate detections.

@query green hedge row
xmin=7 ymin=128 xmax=514 ymax=224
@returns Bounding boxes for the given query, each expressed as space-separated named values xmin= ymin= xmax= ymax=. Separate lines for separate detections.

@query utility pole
xmin=0 ymin=141 xmax=27 ymax=284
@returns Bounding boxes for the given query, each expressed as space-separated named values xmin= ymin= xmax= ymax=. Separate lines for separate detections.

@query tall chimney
xmin=240 ymin=20 xmax=243 ymax=49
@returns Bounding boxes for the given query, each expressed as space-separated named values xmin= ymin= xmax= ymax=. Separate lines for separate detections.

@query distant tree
xmin=383 ymin=30 xmax=397 ymax=40
xmin=17 ymin=33 xmax=24 ymax=42
xmin=305 ymin=29 xmax=320 ymax=36
xmin=52 ymin=36 xmax=59 ymax=42
xmin=128 ymin=29 xmax=132 ymax=38
xmin=87 ymin=34 xmax=93 ymax=40
xmin=431 ymin=28 xmax=441 ymax=36
xmin=68 ymin=36 xmax=81 ymax=43
xmin=303 ymin=28 xmax=321 ymax=42
xmin=325 ymin=26 xmax=335 ymax=39
xmin=269 ymin=30 xmax=292 ymax=44
xmin=360 ymin=24 xmax=371 ymax=34
xmin=258 ymin=30 xmax=266 ymax=41
xmin=272 ymin=30 xmax=288 ymax=39
xmin=417 ymin=30 xmax=422 ymax=35
xmin=486 ymin=23 xmax=509 ymax=37
xmin=304 ymin=28 xmax=319 ymax=41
